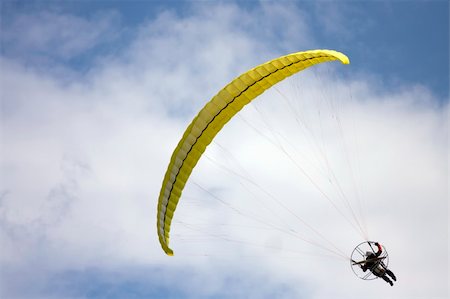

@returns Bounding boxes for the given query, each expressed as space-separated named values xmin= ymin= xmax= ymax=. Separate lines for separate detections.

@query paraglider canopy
xmin=156 ymin=49 xmax=350 ymax=256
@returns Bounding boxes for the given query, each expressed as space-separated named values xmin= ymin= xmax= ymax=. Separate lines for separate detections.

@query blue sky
xmin=2 ymin=1 xmax=448 ymax=100
xmin=1 ymin=1 xmax=448 ymax=299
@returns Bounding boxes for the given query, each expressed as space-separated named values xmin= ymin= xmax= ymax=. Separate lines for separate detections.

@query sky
xmin=0 ymin=1 xmax=448 ymax=299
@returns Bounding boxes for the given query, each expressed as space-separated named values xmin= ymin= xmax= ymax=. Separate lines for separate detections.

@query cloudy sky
xmin=0 ymin=1 xmax=448 ymax=299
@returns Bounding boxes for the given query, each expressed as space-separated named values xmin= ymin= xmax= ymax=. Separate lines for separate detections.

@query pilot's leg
xmin=381 ymin=275 xmax=393 ymax=286
xmin=386 ymin=269 xmax=396 ymax=281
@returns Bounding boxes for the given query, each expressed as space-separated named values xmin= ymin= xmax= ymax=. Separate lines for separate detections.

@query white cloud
xmin=0 ymin=2 xmax=448 ymax=299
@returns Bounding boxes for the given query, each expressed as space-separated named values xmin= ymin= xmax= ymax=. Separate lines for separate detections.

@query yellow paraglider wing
xmin=157 ymin=49 xmax=349 ymax=255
